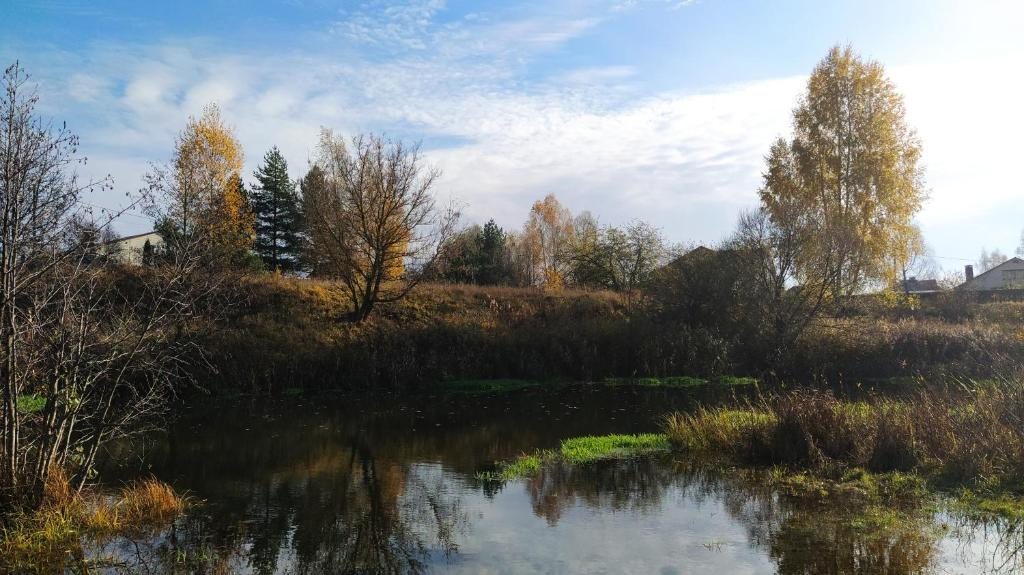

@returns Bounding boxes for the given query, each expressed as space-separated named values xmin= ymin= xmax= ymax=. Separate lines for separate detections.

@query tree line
xmin=136 ymin=104 xmax=672 ymax=317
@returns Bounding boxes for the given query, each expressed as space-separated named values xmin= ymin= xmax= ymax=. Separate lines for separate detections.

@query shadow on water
xmin=90 ymin=386 xmax=1024 ymax=574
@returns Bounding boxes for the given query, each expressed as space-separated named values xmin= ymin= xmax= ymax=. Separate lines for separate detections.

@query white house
xmin=101 ymin=231 xmax=164 ymax=265
xmin=960 ymin=258 xmax=1024 ymax=291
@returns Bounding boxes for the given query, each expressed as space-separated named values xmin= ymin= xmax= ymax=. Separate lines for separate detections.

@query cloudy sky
xmin=2 ymin=0 xmax=1022 ymax=270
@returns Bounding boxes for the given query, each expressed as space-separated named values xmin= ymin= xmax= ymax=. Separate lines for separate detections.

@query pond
xmin=94 ymin=385 xmax=1023 ymax=574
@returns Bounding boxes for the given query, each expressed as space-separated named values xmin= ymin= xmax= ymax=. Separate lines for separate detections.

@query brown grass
xmin=665 ymin=382 xmax=1024 ymax=487
xmin=0 ymin=471 xmax=187 ymax=573
xmin=111 ymin=478 xmax=186 ymax=529
xmin=197 ymin=274 xmax=1024 ymax=392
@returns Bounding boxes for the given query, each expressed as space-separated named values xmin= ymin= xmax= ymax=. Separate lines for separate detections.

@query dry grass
xmin=665 ymin=383 xmax=1024 ymax=488
xmin=0 ymin=471 xmax=187 ymax=573
xmin=111 ymin=478 xmax=186 ymax=529
xmin=200 ymin=275 xmax=1024 ymax=392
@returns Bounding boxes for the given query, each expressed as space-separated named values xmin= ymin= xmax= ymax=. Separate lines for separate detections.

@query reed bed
xmin=665 ymin=383 xmax=1024 ymax=487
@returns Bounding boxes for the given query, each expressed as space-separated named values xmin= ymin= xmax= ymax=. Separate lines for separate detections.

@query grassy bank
xmin=0 ymin=473 xmax=187 ymax=574
xmin=435 ymin=375 xmax=758 ymax=394
xmin=664 ymin=384 xmax=1024 ymax=512
xmin=198 ymin=275 xmax=1024 ymax=393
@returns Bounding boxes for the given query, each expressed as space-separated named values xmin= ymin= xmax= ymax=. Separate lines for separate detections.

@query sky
xmin=2 ymin=0 xmax=1022 ymax=272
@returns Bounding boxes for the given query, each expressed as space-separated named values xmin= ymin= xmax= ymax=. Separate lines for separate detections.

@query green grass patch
xmin=16 ymin=394 xmax=46 ymax=415
xmin=602 ymin=376 xmax=757 ymax=388
xmin=438 ymin=378 xmax=549 ymax=394
xmin=560 ymin=433 xmax=670 ymax=464
xmin=478 ymin=434 xmax=671 ymax=482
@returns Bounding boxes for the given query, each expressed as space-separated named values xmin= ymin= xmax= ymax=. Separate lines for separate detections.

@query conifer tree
xmin=251 ymin=147 xmax=303 ymax=271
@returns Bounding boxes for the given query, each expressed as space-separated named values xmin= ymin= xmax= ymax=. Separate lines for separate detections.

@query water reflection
xmin=93 ymin=388 xmax=1023 ymax=574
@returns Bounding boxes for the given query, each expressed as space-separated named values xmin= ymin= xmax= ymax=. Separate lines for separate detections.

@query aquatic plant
xmin=0 ymin=471 xmax=187 ymax=574
xmin=664 ymin=384 xmax=1024 ymax=493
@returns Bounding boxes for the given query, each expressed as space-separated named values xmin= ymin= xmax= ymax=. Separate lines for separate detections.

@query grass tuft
xmin=560 ymin=434 xmax=670 ymax=464
xmin=0 ymin=472 xmax=188 ymax=574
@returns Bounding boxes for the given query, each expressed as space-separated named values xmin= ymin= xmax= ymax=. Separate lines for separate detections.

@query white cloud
xmin=559 ymin=65 xmax=636 ymax=84
xmin=13 ymin=0 xmax=1022 ymax=266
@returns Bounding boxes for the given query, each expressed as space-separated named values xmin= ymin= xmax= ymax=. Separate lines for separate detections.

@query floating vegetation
xmin=478 ymin=434 xmax=670 ymax=482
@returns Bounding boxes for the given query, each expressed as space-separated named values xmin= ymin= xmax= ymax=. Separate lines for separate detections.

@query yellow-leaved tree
xmin=146 ymin=104 xmax=254 ymax=266
xmin=760 ymin=46 xmax=926 ymax=295
xmin=521 ymin=194 xmax=574 ymax=289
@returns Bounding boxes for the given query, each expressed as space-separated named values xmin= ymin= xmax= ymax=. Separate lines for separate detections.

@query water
xmin=94 ymin=385 xmax=1024 ymax=574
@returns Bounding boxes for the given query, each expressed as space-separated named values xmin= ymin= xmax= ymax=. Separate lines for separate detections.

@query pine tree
xmin=251 ymin=147 xmax=303 ymax=271
xmin=477 ymin=219 xmax=506 ymax=285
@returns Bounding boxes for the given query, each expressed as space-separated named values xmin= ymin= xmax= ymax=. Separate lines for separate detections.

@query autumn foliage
xmin=147 ymin=104 xmax=255 ymax=266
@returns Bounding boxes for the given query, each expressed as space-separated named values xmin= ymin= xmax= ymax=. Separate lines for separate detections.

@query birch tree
xmin=760 ymin=46 xmax=926 ymax=295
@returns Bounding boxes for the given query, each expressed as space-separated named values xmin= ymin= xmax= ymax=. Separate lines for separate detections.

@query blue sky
xmin=2 ymin=0 xmax=1022 ymax=272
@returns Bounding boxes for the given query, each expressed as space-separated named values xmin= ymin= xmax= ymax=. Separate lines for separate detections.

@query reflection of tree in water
xmin=668 ymin=463 xmax=939 ymax=574
xmin=99 ymin=432 xmax=467 ymax=574
xmin=945 ymin=514 xmax=1024 ymax=574
xmin=522 ymin=457 xmax=676 ymax=525
xmin=517 ymin=457 xmax=1024 ymax=574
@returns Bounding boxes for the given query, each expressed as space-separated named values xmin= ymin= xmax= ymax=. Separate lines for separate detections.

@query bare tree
xmin=0 ymin=63 xmax=206 ymax=507
xmin=726 ymin=207 xmax=837 ymax=370
xmin=304 ymin=130 xmax=457 ymax=322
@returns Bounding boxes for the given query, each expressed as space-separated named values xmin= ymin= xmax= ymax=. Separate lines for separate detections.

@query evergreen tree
xmin=298 ymin=165 xmax=328 ymax=276
xmin=251 ymin=147 xmax=303 ymax=271
xmin=477 ymin=219 xmax=507 ymax=285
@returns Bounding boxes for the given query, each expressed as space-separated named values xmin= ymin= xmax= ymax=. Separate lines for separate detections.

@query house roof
xmin=962 ymin=257 xmax=1024 ymax=288
xmin=901 ymin=278 xmax=940 ymax=293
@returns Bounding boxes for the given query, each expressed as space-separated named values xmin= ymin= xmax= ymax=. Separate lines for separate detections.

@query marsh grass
xmin=664 ymin=384 xmax=1024 ymax=497
xmin=0 ymin=472 xmax=188 ymax=574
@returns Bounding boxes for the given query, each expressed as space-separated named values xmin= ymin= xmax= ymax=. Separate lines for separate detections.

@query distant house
xmin=101 ymin=231 xmax=164 ymax=265
xmin=960 ymin=258 xmax=1024 ymax=291
xmin=899 ymin=277 xmax=941 ymax=295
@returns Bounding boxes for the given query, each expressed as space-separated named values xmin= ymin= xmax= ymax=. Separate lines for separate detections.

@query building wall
xmin=103 ymin=233 xmax=164 ymax=265
xmin=965 ymin=259 xmax=1024 ymax=290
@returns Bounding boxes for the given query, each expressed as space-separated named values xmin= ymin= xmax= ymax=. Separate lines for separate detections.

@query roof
xmin=901 ymin=278 xmax=940 ymax=293
xmin=961 ymin=257 xmax=1024 ymax=288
